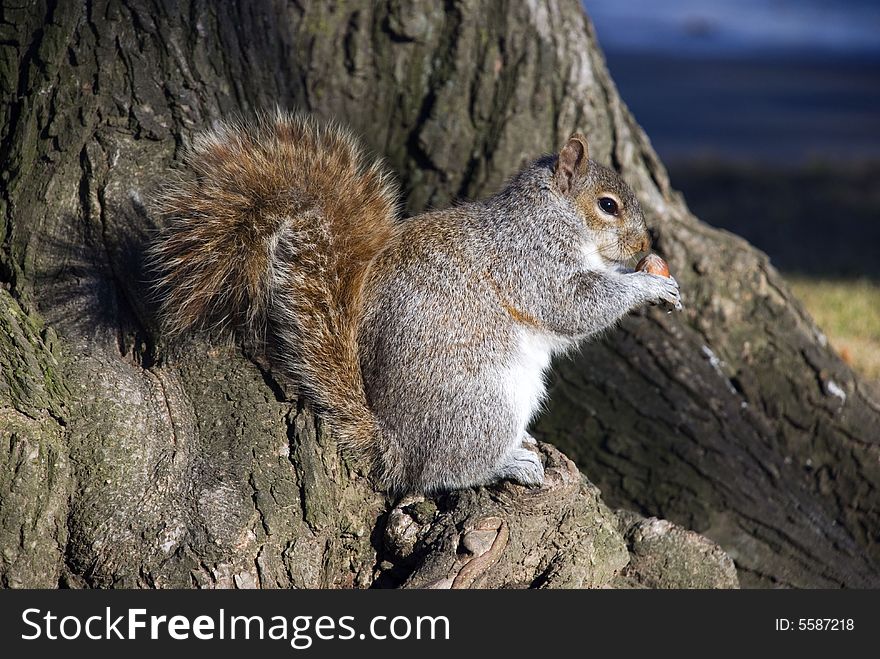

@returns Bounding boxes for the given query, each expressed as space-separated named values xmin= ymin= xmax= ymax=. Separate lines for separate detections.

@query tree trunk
xmin=1 ymin=0 xmax=876 ymax=589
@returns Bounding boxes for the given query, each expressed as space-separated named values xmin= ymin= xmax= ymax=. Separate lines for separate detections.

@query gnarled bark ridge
xmin=1 ymin=0 xmax=876 ymax=588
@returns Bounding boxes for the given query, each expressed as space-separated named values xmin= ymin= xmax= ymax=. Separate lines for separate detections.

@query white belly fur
xmin=503 ymin=330 xmax=568 ymax=435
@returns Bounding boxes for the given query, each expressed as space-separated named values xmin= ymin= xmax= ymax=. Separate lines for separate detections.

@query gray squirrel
xmin=151 ymin=112 xmax=681 ymax=494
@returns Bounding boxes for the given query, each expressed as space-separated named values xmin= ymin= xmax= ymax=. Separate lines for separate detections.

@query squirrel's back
xmin=151 ymin=111 xmax=398 ymax=470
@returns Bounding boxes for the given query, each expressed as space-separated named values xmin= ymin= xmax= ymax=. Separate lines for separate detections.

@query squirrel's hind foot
xmin=493 ymin=446 xmax=545 ymax=488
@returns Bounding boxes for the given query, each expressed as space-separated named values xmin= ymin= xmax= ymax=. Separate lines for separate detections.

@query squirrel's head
xmin=553 ymin=133 xmax=650 ymax=265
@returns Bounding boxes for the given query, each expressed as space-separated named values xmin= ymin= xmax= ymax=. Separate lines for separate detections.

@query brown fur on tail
xmin=150 ymin=111 xmax=398 ymax=470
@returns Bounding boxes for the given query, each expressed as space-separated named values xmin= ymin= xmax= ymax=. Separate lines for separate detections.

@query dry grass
xmin=787 ymin=276 xmax=880 ymax=382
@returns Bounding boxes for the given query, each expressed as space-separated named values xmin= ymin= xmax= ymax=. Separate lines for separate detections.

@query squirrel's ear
xmin=554 ymin=133 xmax=590 ymax=195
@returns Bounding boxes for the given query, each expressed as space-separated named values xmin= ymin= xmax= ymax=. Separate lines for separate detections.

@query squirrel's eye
xmin=598 ymin=197 xmax=619 ymax=216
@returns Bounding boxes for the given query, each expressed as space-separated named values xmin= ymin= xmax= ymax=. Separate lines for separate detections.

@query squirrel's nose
xmin=638 ymin=235 xmax=651 ymax=253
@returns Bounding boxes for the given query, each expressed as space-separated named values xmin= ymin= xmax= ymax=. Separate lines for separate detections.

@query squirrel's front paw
xmin=494 ymin=447 xmax=545 ymax=488
xmin=638 ymin=272 xmax=682 ymax=311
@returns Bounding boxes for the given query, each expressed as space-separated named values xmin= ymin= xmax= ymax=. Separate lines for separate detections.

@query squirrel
xmin=150 ymin=111 xmax=681 ymax=495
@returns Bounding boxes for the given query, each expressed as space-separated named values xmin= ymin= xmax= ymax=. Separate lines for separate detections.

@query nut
xmin=636 ymin=253 xmax=671 ymax=278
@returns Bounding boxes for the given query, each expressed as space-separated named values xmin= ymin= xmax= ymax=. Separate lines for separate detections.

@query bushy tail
xmin=150 ymin=111 xmax=397 ymax=471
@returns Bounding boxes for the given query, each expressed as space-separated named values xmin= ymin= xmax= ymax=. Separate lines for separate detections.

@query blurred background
xmin=585 ymin=0 xmax=880 ymax=385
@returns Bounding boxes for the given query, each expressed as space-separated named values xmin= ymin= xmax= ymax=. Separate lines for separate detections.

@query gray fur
xmin=360 ymin=154 xmax=680 ymax=493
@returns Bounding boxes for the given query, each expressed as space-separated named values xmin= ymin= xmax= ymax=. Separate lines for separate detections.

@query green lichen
xmin=0 ymin=287 xmax=67 ymax=417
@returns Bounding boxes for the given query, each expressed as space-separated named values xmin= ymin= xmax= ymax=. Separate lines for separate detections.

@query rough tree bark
xmin=1 ymin=0 xmax=876 ymax=589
